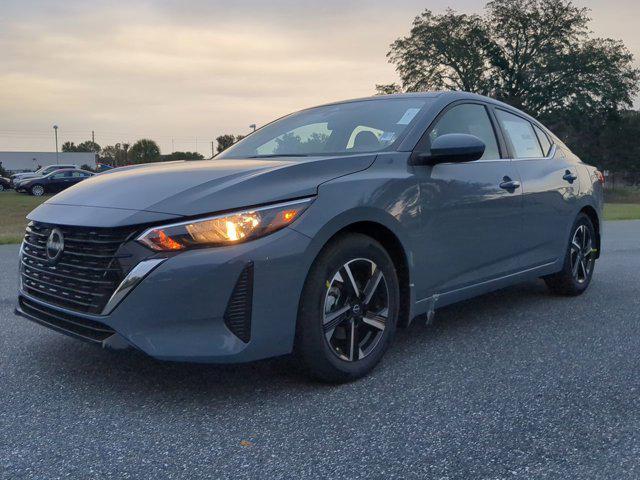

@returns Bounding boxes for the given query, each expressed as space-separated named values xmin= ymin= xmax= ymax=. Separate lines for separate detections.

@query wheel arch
xmin=579 ymin=205 xmax=601 ymax=258
xmin=297 ymin=218 xmax=413 ymax=328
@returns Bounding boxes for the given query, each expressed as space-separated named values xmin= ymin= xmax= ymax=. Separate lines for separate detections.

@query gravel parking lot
xmin=1 ymin=221 xmax=639 ymax=479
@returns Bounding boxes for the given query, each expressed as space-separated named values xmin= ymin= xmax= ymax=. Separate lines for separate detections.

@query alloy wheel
xmin=323 ymin=258 xmax=389 ymax=362
xmin=570 ymin=224 xmax=595 ymax=284
xmin=32 ymin=185 xmax=44 ymax=196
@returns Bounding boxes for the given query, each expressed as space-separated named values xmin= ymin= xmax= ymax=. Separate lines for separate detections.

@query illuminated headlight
xmin=137 ymin=198 xmax=313 ymax=251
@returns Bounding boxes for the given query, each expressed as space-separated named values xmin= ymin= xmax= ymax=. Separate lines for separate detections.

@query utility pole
xmin=195 ymin=137 xmax=198 ymax=154
xmin=92 ymin=130 xmax=95 ymax=143
xmin=211 ymin=141 xmax=215 ymax=158
xmin=171 ymin=137 xmax=175 ymax=153
xmin=53 ymin=125 xmax=59 ymax=164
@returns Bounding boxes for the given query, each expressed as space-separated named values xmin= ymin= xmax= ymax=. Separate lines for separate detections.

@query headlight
xmin=137 ymin=197 xmax=313 ymax=251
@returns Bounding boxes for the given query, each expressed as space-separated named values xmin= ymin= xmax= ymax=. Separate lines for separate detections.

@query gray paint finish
xmin=16 ymin=92 xmax=603 ymax=363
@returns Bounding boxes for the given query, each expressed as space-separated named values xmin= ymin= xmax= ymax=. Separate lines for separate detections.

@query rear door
xmin=493 ymin=108 xmax=580 ymax=267
xmin=413 ymin=102 xmax=524 ymax=299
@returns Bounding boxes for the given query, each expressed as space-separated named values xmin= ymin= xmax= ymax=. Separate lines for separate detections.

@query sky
xmin=1 ymin=0 xmax=639 ymax=156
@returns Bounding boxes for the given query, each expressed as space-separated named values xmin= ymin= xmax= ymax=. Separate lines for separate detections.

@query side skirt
xmin=409 ymin=260 xmax=560 ymax=324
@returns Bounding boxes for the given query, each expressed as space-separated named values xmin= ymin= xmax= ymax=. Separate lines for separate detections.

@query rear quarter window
xmin=533 ymin=125 xmax=552 ymax=156
xmin=495 ymin=109 xmax=543 ymax=159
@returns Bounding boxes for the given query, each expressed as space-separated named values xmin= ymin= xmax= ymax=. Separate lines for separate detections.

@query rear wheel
xmin=30 ymin=185 xmax=45 ymax=196
xmin=544 ymin=213 xmax=597 ymax=296
xmin=295 ymin=234 xmax=399 ymax=383
xmin=0 ymin=183 xmax=4 ymax=192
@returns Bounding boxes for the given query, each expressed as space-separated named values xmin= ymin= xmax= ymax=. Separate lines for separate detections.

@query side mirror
xmin=413 ymin=133 xmax=486 ymax=165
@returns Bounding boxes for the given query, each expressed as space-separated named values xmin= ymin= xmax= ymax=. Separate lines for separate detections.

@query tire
xmin=0 ymin=184 xmax=4 ymax=192
xmin=30 ymin=185 xmax=45 ymax=196
xmin=295 ymin=233 xmax=399 ymax=383
xmin=544 ymin=213 xmax=597 ymax=296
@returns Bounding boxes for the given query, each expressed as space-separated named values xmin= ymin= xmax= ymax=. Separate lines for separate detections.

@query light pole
xmin=53 ymin=125 xmax=59 ymax=164
xmin=249 ymin=124 xmax=257 ymax=133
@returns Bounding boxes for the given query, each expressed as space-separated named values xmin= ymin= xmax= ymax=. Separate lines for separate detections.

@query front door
xmin=47 ymin=172 xmax=71 ymax=193
xmin=413 ymin=102 xmax=524 ymax=301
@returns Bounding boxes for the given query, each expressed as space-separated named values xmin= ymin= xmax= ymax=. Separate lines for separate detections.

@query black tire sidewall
xmin=563 ymin=214 xmax=596 ymax=293
xmin=297 ymin=234 xmax=399 ymax=381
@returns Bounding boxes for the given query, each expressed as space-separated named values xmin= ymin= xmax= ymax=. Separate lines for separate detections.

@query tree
xmin=216 ymin=134 xmax=239 ymax=154
xmin=162 ymin=151 xmax=204 ymax=161
xmin=61 ymin=141 xmax=77 ymax=152
xmin=77 ymin=140 xmax=101 ymax=152
xmin=380 ymin=0 xmax=640 ymax=171
xmin=382 ymin=9 xmax=492 ymax=96
xmin=100 ymin=144 xmax=128 ymax=166
xmin=128 ymin=139 xmax=161 ymax=164
xmin=62 ymin=140 xmax=101 ymax=152
xmin=375 ymin=84 xmax=403 ymax=95
xmin=384 ymin=0 xmax=638 ymax=117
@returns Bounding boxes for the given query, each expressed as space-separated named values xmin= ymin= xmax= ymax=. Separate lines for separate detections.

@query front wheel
xmin=544 ymin=213 xmax=597 ymax=296
xmin=30 ymin=185 xmax=45 ymax=196
xmin=295 ymin=234 xmax=399 ymax=383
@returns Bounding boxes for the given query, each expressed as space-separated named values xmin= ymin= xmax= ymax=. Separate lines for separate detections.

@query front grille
xmin=20 ymin=221 xmax=137 ymax=314
xmin=19 ymin=296 xmax=115 ymax=343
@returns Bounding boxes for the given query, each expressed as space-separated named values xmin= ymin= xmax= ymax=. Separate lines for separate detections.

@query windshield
xmin=218 ymin=98 xmax=432 ymax=159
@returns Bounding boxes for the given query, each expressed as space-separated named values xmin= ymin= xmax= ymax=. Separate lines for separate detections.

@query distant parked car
xmin=95 ymin=163 xmax=114 ymax=173
xmin=0 ymin=177 xmax=11 ymax=192
xmin=11 ymin=164 xmax=78 ymax=185
xmin=15 ymin=168 xmax=94 ymax=196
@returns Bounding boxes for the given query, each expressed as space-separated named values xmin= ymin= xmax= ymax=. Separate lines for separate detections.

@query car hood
xmin=14 ymin=173 xmax=39 ymax=180
xmin=31 ymin=155 xmax=376 ymax=222
xmin=17 ymin=176 xmax=40 ymax=184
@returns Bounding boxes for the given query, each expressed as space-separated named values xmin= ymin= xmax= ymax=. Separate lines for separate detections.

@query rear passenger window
xmin=429 ymin=104 xmax=500 ymax=160
xmin=495 ymin=110 xmax=543 ymax=158
xmin=533 ymin=125 xmax=552 ymax=156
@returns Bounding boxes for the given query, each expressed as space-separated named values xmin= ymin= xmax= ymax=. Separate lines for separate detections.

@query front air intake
xmin=223 ymin=263 xmax=254 ymax=343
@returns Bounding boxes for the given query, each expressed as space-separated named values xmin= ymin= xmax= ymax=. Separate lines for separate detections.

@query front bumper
xmin=16 ymin=227 xmax=313 ymax=363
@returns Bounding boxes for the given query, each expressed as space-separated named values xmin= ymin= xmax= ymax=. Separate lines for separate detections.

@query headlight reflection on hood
xmin=137 ymin=197 xmax=313 ymax=251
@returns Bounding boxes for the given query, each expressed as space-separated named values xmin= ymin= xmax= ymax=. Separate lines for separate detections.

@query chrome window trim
xmin=506 ymin=144 xmax=557 ymax=162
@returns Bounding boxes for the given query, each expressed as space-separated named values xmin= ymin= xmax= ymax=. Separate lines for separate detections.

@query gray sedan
xmin=15 ymin=91 xmax=603 ymax=382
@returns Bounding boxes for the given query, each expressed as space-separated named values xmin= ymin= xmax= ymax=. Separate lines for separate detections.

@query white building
xmin=0 ymin=152 xmax=97 ymax=173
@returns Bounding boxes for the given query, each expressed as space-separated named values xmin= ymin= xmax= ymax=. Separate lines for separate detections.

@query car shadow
xmin=28 ymin=279 xmax=559 ymax=402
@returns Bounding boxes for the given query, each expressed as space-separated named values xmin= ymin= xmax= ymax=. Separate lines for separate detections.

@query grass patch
xmin=604 ymin=189 xmax=640 ymax=204
xmin=603 ymin=203 xmax=640 ymax=221
xmin=0 ymin=192 xmax=49 ymax=244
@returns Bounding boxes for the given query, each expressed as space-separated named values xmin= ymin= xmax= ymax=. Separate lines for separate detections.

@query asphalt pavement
xmin=1 ymin=221 xmax=639 ymax=479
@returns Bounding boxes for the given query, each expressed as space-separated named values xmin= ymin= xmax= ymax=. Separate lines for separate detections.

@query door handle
xmin=563 ymin=170 xmax=577 ymax=183
xmin=499 ymin=177 xmax=520 ymax=191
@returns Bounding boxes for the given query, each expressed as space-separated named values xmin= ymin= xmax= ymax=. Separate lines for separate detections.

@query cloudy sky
xmin=1 ymin=0 xmax=639 ymax=155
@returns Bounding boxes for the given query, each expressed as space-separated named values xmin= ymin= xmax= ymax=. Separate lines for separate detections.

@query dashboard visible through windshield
xmin=217 ymin=98 xmax=433 ymax=159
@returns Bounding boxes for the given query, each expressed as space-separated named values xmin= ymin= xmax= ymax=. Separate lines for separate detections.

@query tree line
xmin=62 ymin=134 xmax=247 ymax=167
xmin=377 ymin=0 xmax=640 ymax=172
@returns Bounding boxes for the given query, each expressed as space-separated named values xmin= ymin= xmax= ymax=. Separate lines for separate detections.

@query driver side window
xmin=430 ymin=104 xmax=501 ymax=160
